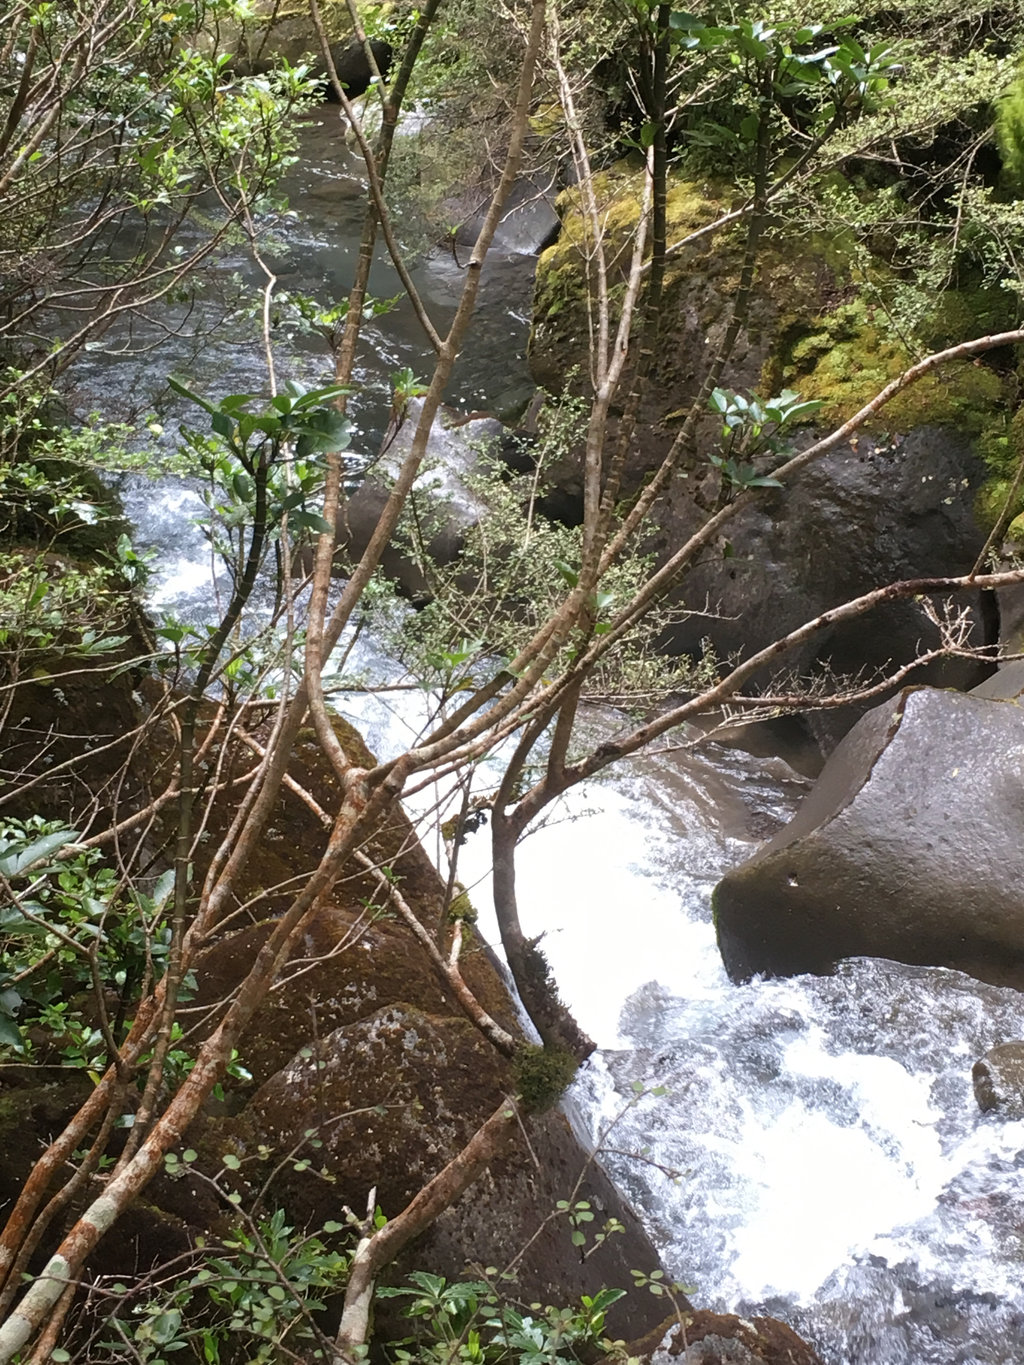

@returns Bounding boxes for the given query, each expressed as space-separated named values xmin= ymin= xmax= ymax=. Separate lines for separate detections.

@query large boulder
xmin=640 ymin=1313 xmax=824 ymax=1365
xmin=714 ymin=686 xmax=1024 ymax=988
xmin=658 ymin=426 xmax=994 ymax=731
xmin=528 ymin=167 xmax=1010 ymax=743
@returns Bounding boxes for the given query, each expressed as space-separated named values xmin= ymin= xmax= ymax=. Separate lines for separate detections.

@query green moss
xmin=513 ymin=1043 xmax=578 ymax=1114
xmin=974 ymin=406 xmax=1024 ymax=526
xmin=447 ymin=886 xmax=477 ymax=922
xmin=773 ymin=297 xmax=1007 ymax=431
xmin=996 ymin=66 xmax=1024 ymax=190
xmin=532 ymin=163 xmax=724 ymax=331
xmin=531 ymin=158 xmax=1023 ymax=529
xmin=768 ymin=289 xmax=1024 ymax=528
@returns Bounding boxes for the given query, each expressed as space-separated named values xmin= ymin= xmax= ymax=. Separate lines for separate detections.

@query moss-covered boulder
xmin=529 ymin=166 xmax=1019 ymax=739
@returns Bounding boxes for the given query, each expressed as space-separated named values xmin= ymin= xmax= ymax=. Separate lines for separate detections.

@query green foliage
xmin=169 ymin=376 xmax=350 ymax=595
xmin=996 ymin=66 xmax=1024 ymax=190
xmin=707 ymin=386 xmax=823 ymax=490
xmin=361 ymin=396 xmax=707 ymax=711
xmin=0 ymin=819 xmax=179 ymax=1062
xmin=272 ymin=290 xmax=402 ymax=356
xmin=512 ymin=1044 xmax=579 ymax=1114
xmin=378 ymin=1269 xmax=630 ymax=1364
xmin=94 ymin=1207 xmax=349 ymax=1364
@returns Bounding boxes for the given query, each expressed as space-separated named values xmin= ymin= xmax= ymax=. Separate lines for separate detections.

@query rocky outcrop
xmin=714 ymin=686 xmax=1024 ymax=988
xmin=0 ymin=661 xmax=665 ymax=1342
xmin=657 ymin=426 xmax=993 ymax=733
xmin=527 ymin=166 xmax=1013 ymax=743
xmin=973 ymin=1042 xmax=1024 ymax=1118
xmin=0 ymin=617 xmax=823 ymax=1360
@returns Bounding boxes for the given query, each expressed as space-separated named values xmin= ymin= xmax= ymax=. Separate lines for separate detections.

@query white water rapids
xmin=97 ymin=118 xmax=1024 ymax=1364
xmin=123 ymin=469 xmax=1024 ymax=1361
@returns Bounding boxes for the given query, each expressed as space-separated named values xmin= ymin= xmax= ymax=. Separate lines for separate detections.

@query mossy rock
xmin=531 ymin=162 xmax=1023 ymax=533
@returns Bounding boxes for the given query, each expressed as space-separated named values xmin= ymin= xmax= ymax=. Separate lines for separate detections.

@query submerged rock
xmin=973 ymin=1042 xmax=1024 ymax=1118
xmin=713 ymin=686 xmax=1024 ymax=988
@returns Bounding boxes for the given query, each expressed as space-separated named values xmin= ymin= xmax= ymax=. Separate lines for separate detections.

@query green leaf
xmin=168 ymin=376 xmax=216 ymax=415
xmin=147 ymin=1308 xmax=183 ymax=1345
xmin=211 ymin=409 xmax=235 ymax=441
xmin=289 ymin=509 xmax=334 ymax=535
xmin=152 ymin=868 xmax=176 ymax=910
xmin=0 ymin=828 xmax=80 ymax=877
xmin=739 ymin=112 xmax=760 ymax=143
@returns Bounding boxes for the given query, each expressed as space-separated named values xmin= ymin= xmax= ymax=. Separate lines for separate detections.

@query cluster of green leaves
xmin=92 ymin=1206 xmax=349 ymax=1365
xmin=0 ymin=819 xmax=176 ymax=1060
xmin=172 ymin=377 xmax=352 ymax=542
xmin=670 ymin=12 xmax=898 ymax=145
xmin=362 ymin=395 xmax=708 ymax=711
xmin=707 ymin=386 xmax=823 ymax=491
xmin=611 ymin=3 xmax=900 ymax=171
xmin=0 ymin=551 xmax=130 ymax=663
xmin=379 ymin=1270 xmax=629 ymax=1365
xmin=996 ymin=64 xmax=1024 ymax=190
xmin=270 ymin=289 xmax=402 ymax=357
xmin=612 ymin=0 xmax=1024 ymax=347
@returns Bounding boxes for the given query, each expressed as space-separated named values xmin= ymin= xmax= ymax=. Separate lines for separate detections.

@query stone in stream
xmin=713 ymin=685 xmax=1024 ymax=989
xmin=636 ymin=1311 xmax=824 ymax=1364
xmin=973 ymin=1041 xmax=1024 ymax=1118
xmin=323 ymin=37 xmax=393 ymax=101
xmin=336 ymin=397 xmax=504 ymax=601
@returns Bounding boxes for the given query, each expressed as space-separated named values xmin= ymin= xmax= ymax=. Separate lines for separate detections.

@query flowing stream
xmin=99 ymin=116 xmax=1024 ymax=1365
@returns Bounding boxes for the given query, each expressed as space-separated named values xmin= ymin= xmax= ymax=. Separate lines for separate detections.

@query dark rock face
xmin=324 ymin=37 xmax=392 ymax=101
xmin=661 ymin=428 xmax=992 ymax=744
xmin=528 ymin=174 xmax=997 ymax=748
xmin=336 ymin=398 xmax=503 ymax=601
xmin=714 ymin=686 xmax=1024 ymax=988
xmin=973 ymin=1042 xmax=1024 ymax=1118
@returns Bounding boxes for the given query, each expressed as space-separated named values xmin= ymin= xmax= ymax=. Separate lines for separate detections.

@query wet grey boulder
xmin=973 ymin=1042 xmax=1024 ymax=1118
xmin=663 ymin=427 xmax=994 ymax=749
xmin=714 ymin=686 xmax=1024 ymax=989
xmin=336 ymin=398 xmax=503 ymax=599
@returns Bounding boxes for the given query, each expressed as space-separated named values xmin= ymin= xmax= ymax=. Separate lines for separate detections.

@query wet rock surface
xmin=972 ymin=1041 xmax=1024 ymax=1118
xmin=660 ymin=429 xmax=992 ymax=747
xmin=638 ymin=1311 xmax=824 ymax=1364
xmin=336 ymin=397 xmax=504 ymax=600
xmin=714 ymin=686 xmax=1024 ymax=988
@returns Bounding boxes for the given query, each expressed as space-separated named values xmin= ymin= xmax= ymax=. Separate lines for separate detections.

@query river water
xmin=91 ymin=115 xmax=1024 ymax=1365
